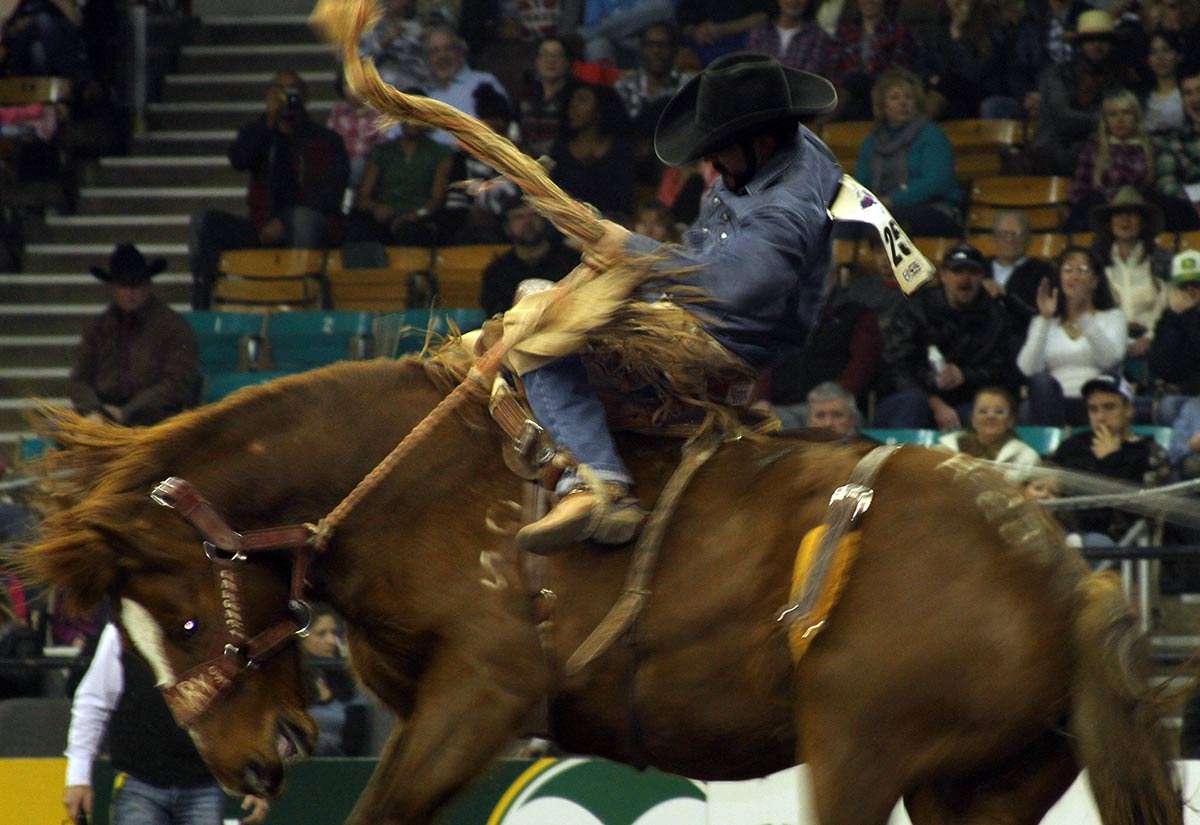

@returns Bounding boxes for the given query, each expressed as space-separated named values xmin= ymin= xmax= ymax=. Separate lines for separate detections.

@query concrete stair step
xmin=27 ymin=214 xmax=191 ymax=245
xmin=0 ymin=367 xmax=70 ymax=399
xmin=91 ymin=156 xmax=244 ymax=188
xmin=21 ymin=243 xmax=190 ymax=274
xmin=0 ymin=335 xmax=78 ymax=367
xmin=0 ymin=273 xmax=192 ymax=304
xmin=188 ymin=15 xmax=320 ymax=45
xmin=146 ymin=99 xmax=334 ymax=131
xmin=177 ymin=43 xmax=338 ymax=75
xmin=0 ymin=398 xmax=68 ymax=440
xmin=78 ymin=186 xmax=245 ymax=215
xmin=132 ymin=129 xmax=236 ymax=156
xmin=164 ymin=71 xmax=336 ymax=103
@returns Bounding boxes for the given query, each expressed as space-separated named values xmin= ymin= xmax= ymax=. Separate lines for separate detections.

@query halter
xmin=148 ymin=476 xmax=323 ymax=726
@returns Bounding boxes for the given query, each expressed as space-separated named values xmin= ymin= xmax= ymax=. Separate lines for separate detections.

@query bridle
xmin=147 ymin=476 xmax=324 ymax=726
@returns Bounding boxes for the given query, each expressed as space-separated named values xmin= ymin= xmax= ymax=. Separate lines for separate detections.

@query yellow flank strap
xmin=787 ymin=525 xmax=862 ymax=661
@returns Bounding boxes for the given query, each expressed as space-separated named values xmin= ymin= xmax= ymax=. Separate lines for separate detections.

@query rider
xmin=516 ymin=52 xmax=843 ymax=554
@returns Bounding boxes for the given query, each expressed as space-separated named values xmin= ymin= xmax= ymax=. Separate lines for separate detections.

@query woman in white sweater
xmin=938 ymin=385 xmax=1040 ymax=481
xmin=1017 ymin=246 xmax=1127 ymax=426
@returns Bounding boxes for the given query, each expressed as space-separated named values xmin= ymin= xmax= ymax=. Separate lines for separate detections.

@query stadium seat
xmin=833 ymin=237 xmax=858 ymax=266
xmin=1131 ymin=425 xmax=1172 ymax=451
xmin=969 ymin=176 xmax=1071 ymax=234
xmin=1178 ymin=230 xmax=1200 ymax=252
xmin=374 ymin=309 xmax=437 ymax=357
xmin=213 ymin=249 xmax=326 ymax=310
xmin=183 ymin=310 xmax=266 ymax=372
xmin=439 ymin=307 xmax=486 ymax=333
xmin=201 ymin=370 xmax=295 ymax=404
xmin=1015 ymin=426 xmax=1064 ymax=456
xmin=861 ymin=428 xmax=938 ymax=447
xmin=16 ymin=433 xmax=54 ymax=462
xmin=430 ymin=244 xmax=508 ymax=309
xmin=1156 ymin=231 xmax=1178 ymax=252
xmin=942 ymin=119 xmax=1023 ymax=180
xmin=819 ymin=120 xmax=872 ymax=169
xmin=264 ymin=310 xmax=375 ymax=370
xmin=325 ymin=246 xmax=434 ymax=311
xmin=910 ymin=236 xmax=955 ymax=263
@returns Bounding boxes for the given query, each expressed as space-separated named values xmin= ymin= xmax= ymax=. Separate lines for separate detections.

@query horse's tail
xmin=1070 ymin=570 xmax=1182 ymax=825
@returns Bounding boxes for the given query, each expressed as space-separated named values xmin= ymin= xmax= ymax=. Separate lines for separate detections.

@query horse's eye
xmin=175 ymin=618 xmax=201 ymax=643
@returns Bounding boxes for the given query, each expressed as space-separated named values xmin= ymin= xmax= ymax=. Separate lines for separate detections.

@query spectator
xmin=327 ymin=67 xmax=387 ymax=194
xmin=875 ymin=243 xmax=1013 ymax=430
xmin=1024 ymin=10 xmax=1140 ymax=176
xmin=1017 ymin=245 xmax=1126 ymax=426
xmin=936 ymin=385 xmax=1040 ymax=480
xmin=419 ymin=25 xmax=510 ymax=147
xmin=978 ymin=0 xmax=1088 ymax=121
xmin=348 ymin=90 xmax=456 ymax=246
xmin=981 ymin=210 xmax=1057 ymax=344
xmin=1050 ymin=373 xmax=1169 ymax=545
xmin=745 ymin=0 xmax=832 ymax=77
xmin=841 ymin=232 xmax=906 ymax=334
xmin=0 ymin=587 xmax=39 ymax=699
xmin=445 ymin=83 xmax=522 ymax=243
xmin=1088 ymin=187 xmax=1172 ymax=358
xmin=575 ymin=0 xmax=676 ymax=65
xmin=790 ymin=380 xmax=863 ymax=439
xmin=68 ymin=243 xmax=198 ymax=427
xmin=300 ymin=604 xmax=366 ymax=757
xmin=188 ymin=72 xmax=349 ymax=310
xmin=677 ymin=0 xmax=771 ymax=65
xmin=655 ymin=159 xmax=714 ymax=226
xmin=64 ymin=623 xmax=269 ymax=825
xmin=516 ymin=35 xmax=576 ymax=158
xmin=1065 ymin=89 xmax=1156 ymax=231
xmin=479 ymin=196 xmax=581 ymax=316
xmin=827 ymin=0 xmax=918 ymax=122
xmin=916 ymin=0 xmax=996 ymax=120
xmin=1149 ymin=249 xmax=1200 ymax=425
xmin=356 ymin=0 xmax=432 ymax=92
xmin=1142 ymin=30 xmax=1186 ymax=136
xmin=853 ymin=69 xmax=962 ymax=238
xmin=1019 ymin=460 xmax=1083 ymax=548
xmin=631 ymin=200 xmax=680 ymax=243
xmin=1142 ymin=0 xmax=1200 ymax=40
xmin=769 ymin=266 xmax=883 ymax=420
xmin=613 ymin=23 xmax=695 ymax=142
xmin=548 ymin=83 xmax=636 ymax=221
xmin=0 ymin=0 xmax=89 ymax=83
xmin=1154 ymin=63 xmax=1200 ymax=220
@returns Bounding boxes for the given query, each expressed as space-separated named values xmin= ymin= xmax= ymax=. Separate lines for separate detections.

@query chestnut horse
xmin=22 ymin=356 xmax=1181 ymax=825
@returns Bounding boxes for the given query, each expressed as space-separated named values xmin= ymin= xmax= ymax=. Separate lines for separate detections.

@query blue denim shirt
xmin=626 ymin=125 xmax=842 ymax=370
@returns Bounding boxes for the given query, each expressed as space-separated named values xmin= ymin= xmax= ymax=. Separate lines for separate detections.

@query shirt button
xmin=712 ymin=197 xmax=720 ymax=204
xmin=702 ymin=227 xmax=710 ymax=234
xmin=720 ymin=231 xmax=728 ymax=240
xmin=721 ymin=212 xmax=730 ymax=222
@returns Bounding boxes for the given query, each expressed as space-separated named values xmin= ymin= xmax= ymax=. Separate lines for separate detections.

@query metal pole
xmin=130 ymin=3 xmax=148 ymax=134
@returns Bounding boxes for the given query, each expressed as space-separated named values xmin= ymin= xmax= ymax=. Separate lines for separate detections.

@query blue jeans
xmin=522 ymin=355 xmax=633 ymax=496
xmin=112 ymin=774 xmax=225 ymax=825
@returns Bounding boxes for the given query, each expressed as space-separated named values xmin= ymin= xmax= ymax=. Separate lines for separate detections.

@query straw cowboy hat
xmin=654 ymin=52 xmax=837 ymax=166
xmin=89 ymin=242 xmax=167 ymax=286
xmin=1067 ymin=9 xmax=1117 ymax=40
xmin=1088 ymin=187 xmax=1164 ymax=236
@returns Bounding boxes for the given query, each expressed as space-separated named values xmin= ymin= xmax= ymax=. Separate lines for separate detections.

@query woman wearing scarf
xmin=852 ymin=68 xmax=962 ymax=238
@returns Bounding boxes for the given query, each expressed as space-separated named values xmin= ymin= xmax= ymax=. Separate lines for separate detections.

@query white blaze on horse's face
xmin=120 ymin=597 xmax=177 ymax=687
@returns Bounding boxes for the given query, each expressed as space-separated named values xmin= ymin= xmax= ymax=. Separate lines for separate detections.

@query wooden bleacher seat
xmin=968 ymin=232 xmax=1068 ymax=261
xmin=183 ymin=310 xmax=266 ymax=372
xmin=910 ymin=236 xmax=956 ymax=263
xmin=970 ymin=176 xmax=1072 ymax=208
xmin=833 ymin=237 xmax=858 ymax=266
xmin=1068 ymin=231 xmax=1094 ymax=250
xmin=819 ymin=120 xmax=872 ymax=170
xmin=430 ymin=244 xmax=508 ymax=309
xmin=324 ymin=246 xmax=434 ymax=311
xmin=1178 ymin=230 xmax=1200 ymax=252
xmin=966 ymin=204 xmax=1065 ymax=233
xmin=213 ymin=249 xmax=326 ymax=311
xmin=1156 ymin=231 xmax=1178 ymax=252
xmin=942 ymin=119 xmax=1024 ymax=180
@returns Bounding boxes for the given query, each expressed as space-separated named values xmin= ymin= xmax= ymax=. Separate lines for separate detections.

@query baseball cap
xmin=1080 ymin=374 xmax=1134 ymax=403
xmin=1172 ymin=249 xmax=1200 ymax=286
xmin=942 ymin=243 xmax=986 ymax=273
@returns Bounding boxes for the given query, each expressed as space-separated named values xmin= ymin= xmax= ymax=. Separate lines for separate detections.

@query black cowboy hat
xmin=654 ymin=52 xmax=837 ymax=166
xmin=89 ymin=242 xmax=167 ymax=286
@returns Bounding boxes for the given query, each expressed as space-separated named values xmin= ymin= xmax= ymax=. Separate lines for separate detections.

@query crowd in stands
xmin=12 ymin=0 xmax=1200 ymax=768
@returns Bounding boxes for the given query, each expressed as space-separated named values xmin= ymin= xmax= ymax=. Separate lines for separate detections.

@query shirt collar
xmin=740 ymin=141 xmax=801 ymax=197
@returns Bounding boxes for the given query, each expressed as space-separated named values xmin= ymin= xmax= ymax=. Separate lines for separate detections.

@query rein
xmin=149 ymin=477 xmax=320 ymax=726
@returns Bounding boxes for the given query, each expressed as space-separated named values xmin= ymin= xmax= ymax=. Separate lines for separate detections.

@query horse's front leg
xmin=345 ymin=645 xmax=548 ymax=825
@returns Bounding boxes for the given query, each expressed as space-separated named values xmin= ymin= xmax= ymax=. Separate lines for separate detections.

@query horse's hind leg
xmin=904 ymin=730 xmax=1078 ymax=825
xmin=805 ymin=739 xmax=909 ymax=825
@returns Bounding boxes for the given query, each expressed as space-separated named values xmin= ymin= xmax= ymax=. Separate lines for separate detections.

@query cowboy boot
xmin=516 ymin=483 xmax=646 ymax=555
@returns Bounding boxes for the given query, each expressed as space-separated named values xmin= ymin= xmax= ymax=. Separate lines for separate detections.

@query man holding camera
xmin=188 ymin=71 xmax=350 ymax=309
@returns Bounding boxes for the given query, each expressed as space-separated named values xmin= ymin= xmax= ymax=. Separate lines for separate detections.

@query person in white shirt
xmin=414 ymin=25 xmax=510 ymax=147
xmin=1017 ymin=245 xmax=1127 ymax=426
xmin=63 ymin=623 xmax=268 ymax=825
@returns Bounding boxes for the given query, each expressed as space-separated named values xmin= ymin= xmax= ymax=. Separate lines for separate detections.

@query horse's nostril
xmin=243 ymin=759 xmax=282 ymax=797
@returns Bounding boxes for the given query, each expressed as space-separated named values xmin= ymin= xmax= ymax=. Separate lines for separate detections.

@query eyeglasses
xmin=974 ymin=407 xmax=1010 ymax=417
xmin=993 ymin=230 xmax=1023 ymax=240
xmin=1061 ymin=264 xmax=1093 ymax=274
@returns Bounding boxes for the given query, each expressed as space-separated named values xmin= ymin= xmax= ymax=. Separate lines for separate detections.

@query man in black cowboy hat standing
xmin=68 ymin=243 xmax=198 ymax=426
xmin=516 ymin=52 xmax=843 ymax=554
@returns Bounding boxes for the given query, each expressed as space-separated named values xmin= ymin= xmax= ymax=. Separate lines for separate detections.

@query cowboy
xmin=516 ymin=52 xmax=841 ymax=554
xmin=67 ymin=243 xmax=199 ymax=426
